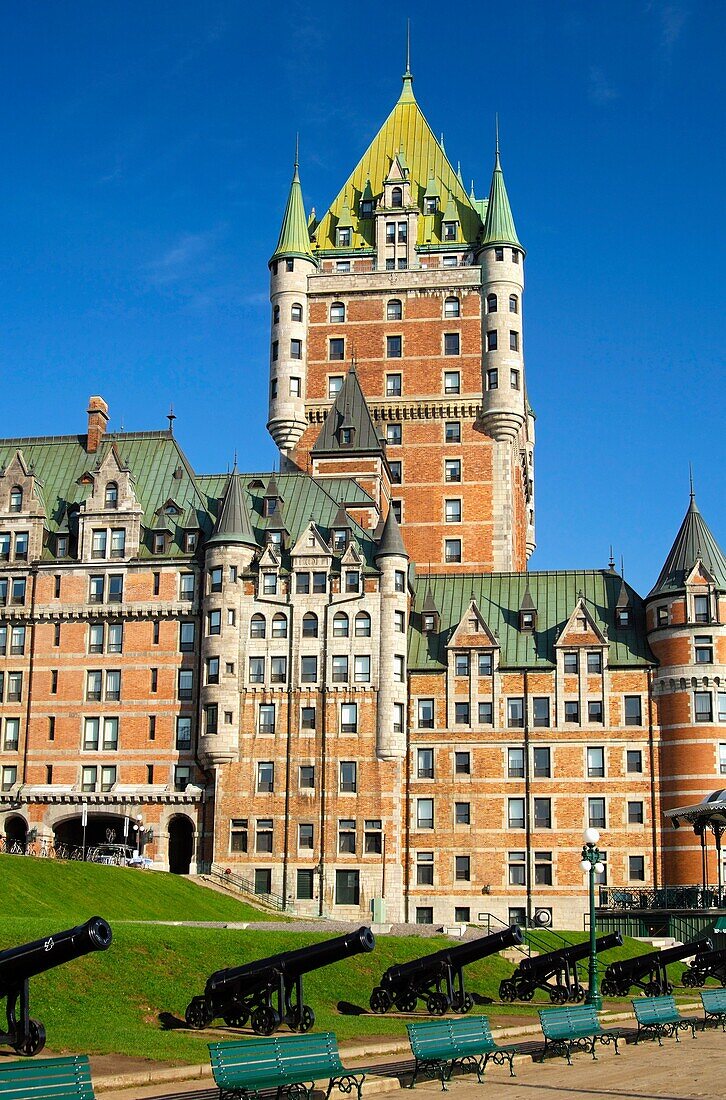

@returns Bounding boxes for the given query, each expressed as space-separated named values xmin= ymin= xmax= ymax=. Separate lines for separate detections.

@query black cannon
xmin=680 ymin=946 xmax=726 ymax=988
xmin=601 ymin=937 xmax=712 ymax=997
xmin=369 ymin=925 xmax=523 ymax=1016
xmin=499 ymin=932 xmax=623 ymax=1004
xmin=0 ymin=916 xmax=113 ymax=1056
xmin=185 ymin=926 xmax=375 ymax=1035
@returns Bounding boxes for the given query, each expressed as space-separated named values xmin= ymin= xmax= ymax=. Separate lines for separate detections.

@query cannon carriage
xmin=600 ymin=937 xmax=712 ymax=997
xmin=680 ymin=946 xmax=726 ymax=988
xmin=185 ymin=926 xmax=375 ymax=1035
xmin=0 ymin=916 xmax=113 ymax=1056
xmin=369 ymin=925 xmax=523 ymax=1016
xmin=499 ymin=933 xmax=623 ymax=1004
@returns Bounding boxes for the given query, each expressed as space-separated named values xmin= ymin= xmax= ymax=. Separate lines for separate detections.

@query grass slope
xmin=0 ymin=853 xmax=271 ymax=923
xmin=0 ymin=915 xmax=660 ymax=1065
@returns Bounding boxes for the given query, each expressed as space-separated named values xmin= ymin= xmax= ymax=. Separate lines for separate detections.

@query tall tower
xmin=646 ymin=490 xmax=726 ymax=886
xmin=268 ymin=65 xmax=534 ymax=575
xmin=268 ymin=149 xmax=318 ymax=465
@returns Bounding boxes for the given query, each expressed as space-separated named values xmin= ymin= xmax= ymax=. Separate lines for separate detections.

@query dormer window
xmin=694 ymin=595 xmax=710 ymax=623
xmin=263 ymin=497 xmax=278 ymax=518
xmin=422 ymin=611 xmax=439 ymax=634
xmin=267 ymin=530 xmax=282 ymax=547
xmin=9 ymin=487 xmax=22 ymax=513
xmin=105 ymin=482 xmax=118 ymax=509
xmin=616 ymin=608 xmax=631 ymax=627
xmin=339 ymin=427 xmax=354 ymax=447
xmin=153 ymin=532 xmax=166 ymax=555
xmin=337 ymin=227 xmax=351 ymax=247
xmin=391 ymin=186 xmax=403 ymax=208
xmin=56 ymin=535 xmax=69 ymax=559
xmin=185 ymin=531 xmax=198 ymax=553
xmin=332 ymin=529 xmax=348 ymax=552
xmin=443 ymin=221 xmax=457 ymax=241
xmin=424 ymin=196 xmax=438 ymax=214
xmin=520 ymin=610 xmax=536 ymax=631
xmin=361 ymin=199 xmax=373 ymax=218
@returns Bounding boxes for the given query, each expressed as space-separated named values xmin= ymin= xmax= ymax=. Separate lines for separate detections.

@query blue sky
xmin=0 ymin=1 xmax=723 ymax=595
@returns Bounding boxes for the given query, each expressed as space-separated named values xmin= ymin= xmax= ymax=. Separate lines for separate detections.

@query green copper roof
xmin=375 ymin=508 xmax=408 ymax=560
xmin=408 ymin=570 xmax=654 ymax=671
xmin=207 ymin=468 xmax=257 ymax=547
xmin=649 ymin=495 xmax=726 ymax=596
xmin=270 ymin=159 xmax=315 ymax=264
xmin=481 ymin=147 xmax=522 ymax=249
xmin=313 ymin=74 xmax=483 ymax=251
xmin=312 ymin=364 xmax=384 ymax=456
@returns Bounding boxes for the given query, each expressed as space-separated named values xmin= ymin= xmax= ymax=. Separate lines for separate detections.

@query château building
xmin=1 ymin=64 xmax=724 ymax=930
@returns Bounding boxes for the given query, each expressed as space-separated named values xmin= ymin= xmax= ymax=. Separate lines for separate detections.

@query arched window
xmin=332 ymin=611 xmax=349 ymax=638
xmin=302 ymin=612 xmax=318 ymax=638
xmin=9 ymin=487 xmax=22 ymax=513
xmin=105 ymin=482 xmax=118 ymax=509
xmin=391 ymin=187 xmax=403 ymax=208
xmin=387 ymin=299 xmax=402 ymax=321
xmin=444 ymin=296 xmax=460 ymax=318
xmin=330 ymin=302 xmax=345 ymax=324
xmin=272 ymin=613 xmax=288 ymax=638
xmin=509 ymin=294 xmax=519 ymax=314
xmin=273 ymin=304 xmax=280 ymax=324
xmin=486 ymin=294 xmax=498 ymax=313
xmin=250 ymin=614 xmax=266 ymax=639
xmin=291 ymin=303 xmax=303 ymax=322
xmin=355 ymin=611 xmax=372 ymax=638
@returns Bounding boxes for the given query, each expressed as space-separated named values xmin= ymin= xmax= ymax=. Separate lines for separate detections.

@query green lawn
xmin=0 ymin=911 xmax=677 ymax=1065
xmin=0 ymin=853 xmax=273 ymax=923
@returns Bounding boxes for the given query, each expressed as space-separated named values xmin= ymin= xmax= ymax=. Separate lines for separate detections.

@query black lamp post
xmin=580 ymin=827 xmax=605 ymax=1009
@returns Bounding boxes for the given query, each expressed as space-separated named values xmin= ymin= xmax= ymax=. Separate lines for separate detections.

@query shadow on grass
xmin=158 ymin=1012 xmax=187 ymax=1031
xmin=337 ymin=1001 xmax=368 ymax=1015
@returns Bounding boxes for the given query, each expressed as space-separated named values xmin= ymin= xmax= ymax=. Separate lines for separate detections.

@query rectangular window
xmin=386 ymin=374 xmax=402 ymax=400
xmin=354 ymin=655 xmax=370 ymax=683
xmin=534 ymin=851 xmax=553 ymax=886
xmin=83 ymin=717 xmax=100 ymax=750
xmin=455 ymin=801 xmax=470 ymax=826
xmin=394 ymin=609 xmax=406 ymax=633
xmin=332 ymin=655 xmax=348 ymax=682
xmin=176 ymin=717 xmax=192 ymax=750
xmin=416 ymin=798 xmax=434 ymax=829
xmin=257 ymin=761 xmax=274 ymax=793
xmin=105 ymin=669 xmax=120 ymax=701
xmin=533 ymin=697 xmax=550 ymax=727
xmin=297 ymin=869 xmax=314 ymax=900
xmin=508 ymin=798 xmax=525 ymax=829
xmin=298 ymin=823 xmax=314 ymax=850
xmin=625 ymin=749 xmax=643 ymax=774
xmin=290 ymin=339 xmax=302 ymax=359
xmin=533 ymin=747 xmax=551 ymax=778
xmin=445 ymin=459 xmax=461 ymax=483
xmin=629 ymin=855 xmax=645 ymax=881
xmin=301 ymin=707 xmax=316 ymax=731
xmin=254 ymin=868 xmax=272 ymax=894
xmin=417 ymin=698 xmax=435 ymax=729
xmin=179 ymin=621 xmax=195 ymax=652
xmin=386 ymin=337 xmax=402 ymax=360
xmin=508 ymin=851 xmax=526 ymax=886
xmin=455 ymin=751 xmax=471 ymax=775
xmin=534 ymin=798 xmax=552 ymax=829
xmin=588 ymin=797 xmax=606 ymax=829
xmin=508 ymin=747 xmax=525 ymax=778
xmin=256 ymin=819 xmax=273 ymax=853
xmin=89 ymin=575 xmax=104 ymax=603
xmin=230 ymin=819 xmax=248 ymax=852
xmin=486 ymin=330 xmax=497 ymax=351
xmin=299 ymin=764 xmax=315 ymax=788
xmin=204 ymin=704 xmax=218 ymax=734
xmin=178 ymin=670 xmax=193 ymax=700
xmin=564 ymin=700 xmax=580 ymax=723
xmin=478 ymin=652 xmax=493 ymax=677
xmin=508 ymin=697 xmax=524 ymax=728
xmin=102 ymin=717 xmax=118 ymax=750
xmin=290 ymin=377 xmax=301 ymax=398
xmin=694 ymin=595 xmax=710 ymax=623
xmin=10 ymin=625 xmax=25 ymax=655
xmin=296 ymin=571 xmax=310 ymax=593
xmin=455 ymin=653 xmax=470 ymax=676
xmin=338 ymin=819 xmax=356 ymax=855
xmin=416 ymin=851 xmax=434 ymax=885
xmin=110 ymin=529 xmax=126 ymax=558
xmin=444 ymin=539 xmax=461 ymax=563
xmin=695 ymin=691 xmax=713 ymax=722
xmin=249 ymin=656 xmax=265 ymax=684
xmin=455 ymin=855 xmax=470 ymax=881
xmin=300 ymin=656 xmax=318 ymax=683
xmin=445 ymin=499 xmax=461 ymax=523
xmin=329 ymin=338 xmax=345 ymax=361
xmin=328 ymin=375 xmax=343 ymax=397
xmin=346 ymin=570 xmax=360 ymax=592
xmin=416 ymin=906 xmax=434 ymax=924
xmin=3 ymin=718 xmax=20 ymax=751
xmin=444 ymin=334 xmax=460 ymax=357
xmin=628 ymin=800 xmax=644 ymax=824
xmin=445 ymin=421 xmax=460 ymax=443
xmin=91 ymin=529 xmax=107 ymax=559
xmin=259 ymin=704 xmax=275 ymax=734
xmin=510 ymin=330 xmax=519 ymax=351
xmin=389 ymin=461 xmax=402 ymax=484
xmin=695 ymin=636 xmax=714 ymax=663
xmin=587 ymin=746 xmax=605 ymax=778
xmin=455 ymin=702 xmax=470 ymax=724
xmin=624 ymin=696 xmax=643 ymax=725
xmin=335 ymin=870 xmax=360 ymax=906
xmin=208 ymin=610 xmax=221 ymax=635
xmin=81 ymin=765 xmax=97 ymax=792
xmin=340 ymin=703 xmax=357 ymax=733
xmin=363 ymin=819 xmax=382 ymax=854
xmin=270 ymin=656 xmax=287 ymax=683
xmin=107 ymin=575 xmax=123 ymax=602
xmin=340 ymin=761 xmax=357 ymax=792
xmin=386 ymin=423 xmax=402 ymax=445
xmin=107 ymin=623 xmax=123 ymax=653
xmin=564 ymin=651 xmax=578 ymax=673
xmin=719 ymin=694 xmax=726 ymax=722
xmin=588 ymin=700 xmax=604 ymax=723
xmin=393 ymin=701 xmax=404 ymax=733
xmin=394 ymin=655 xmax=405 ymax=682
xmin=510 ymin=369 xmax=520 ymax=389
xmin=478 ymin=701 xmax=493 ymax=724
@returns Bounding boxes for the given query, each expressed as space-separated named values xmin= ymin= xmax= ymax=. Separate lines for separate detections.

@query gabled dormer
xmin=290 ymin=521 xmax=333 ymax=565
xmin=359 ymin=178 xmax=376 ymax=220
xmin=264 ymin=501 xmax=289 ymax=550
xmin=77 ymin=445 xmax=143 ymax=562
xmin=519 ymin=583 xmax=537 ymax=632
xmin=0 ymin=450 xmax=47 ymax=563
xmin=615 ymin=577 xmax=632 ymax=628
xmin=340 ymin=541 xmax=363 ymax=594
xmin=557 ymin=594 xmax=609 ymax=649
xmin=329 ymin=504 xmax=352 ymax=554
xmin=383 ymin=147 xmax=412 ymax=209
xmin=262 ymin=473 xmax=283 ymax=518
xmin=421 ymin=585 xmax=440 ymax=635
xmin=448 ymin=597 xmax=499 ymax=652
xmin=257 ymin=543 xmax=282 ymax=597
xmin=555 ymin=595 xmax=609 ymax=681
xmin=335 ymin=195 xmax=355 ymax=248
xmin=441 ymin=190 xmax=459 ymax=243
xmin=423 ymin=174 xmax=440 ymax=215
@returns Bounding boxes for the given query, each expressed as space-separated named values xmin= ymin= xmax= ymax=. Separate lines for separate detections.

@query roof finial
xmin=232 ymin=449 xmax=238 ymax=473
xmin=608 ymin=545 xmax=616 ymax=571
xmin=689 ymin=462 xmax=695 ymax=500
xmin=167 ymin=403 xmax=176 ymax=434
xmin=621 ymin=555 xmax=625 ymax=579
xmin=294 ymin=132 xmax=299 ymax=170
xmin=495 ymin=113 xmax=500 ymax=161
xmin=405 ymin=18 xmax=411 ymax=76
xmin=440 ymin=132 xmax=446 ymax=153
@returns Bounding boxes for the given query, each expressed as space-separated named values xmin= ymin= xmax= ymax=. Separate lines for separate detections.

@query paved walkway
xmin=98 ymin=1029 xmax=726 ymax=1100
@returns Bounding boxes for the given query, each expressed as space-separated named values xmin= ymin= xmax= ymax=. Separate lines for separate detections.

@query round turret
xmin=478 ymin=243 xmax=526 ymax=441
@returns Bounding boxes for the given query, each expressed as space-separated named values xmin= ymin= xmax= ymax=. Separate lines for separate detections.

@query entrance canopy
xmin=666 ymin=790 xmax=726 ymax=830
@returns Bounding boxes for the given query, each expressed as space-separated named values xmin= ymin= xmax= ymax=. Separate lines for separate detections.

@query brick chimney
xmin=86 ymin=396 xmax=109 ymax=454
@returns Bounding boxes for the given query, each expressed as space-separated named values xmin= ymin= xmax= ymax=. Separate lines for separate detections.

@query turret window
xmin=285 ymin=259 xmax=294 ymax=271
xmin=271 ymin=341 xmax=279 ymax=361
xmin=273 ymin=304 xmax=279 ymax=324
xmin=694 ymin=595 xmax=710 ymax=623
xmin=444 ymin=296 xmax=460 ymax=318
xmin=510 ymin=369 xmax=520 ymax=389
xmin=330 ymin=302 xmax=345 ymax=323
xmin=290 ymin=339 xmax=302 ymax=359
xmin=290 ymin=377 xmax=301 ymax=396
xmin=291 ymin=303 xmax=303 ymax=322
xmin=509 ymin=295 xmax=519 ymax=313
xmin=387 ymin=299 xmax=402 ymax=320
xmin=510 ymin=331 xmax=519 ymax=351
xmin=486 ymin=294 xmax=498 ymax=313
xmin=486 ymin=331 xmax=498 ymax=351
xmin=495 ymin=248 xmax=504 ymax=261
xmin=512 ymin=249 xmax=520 ymax=263
xmin=391 ymin=187 xmax=403 ymax=208
xmin=486 ymin=368 xmax=498 ymax=389
xmin=329 ymin=338 xmax=345 ymax=361
xmin=657 ymin=606 xmax=669 ymax=626
xmin=695 ymin=691 xmax=713 ymax=722
xmin=695 ymin=636 xmax=713 ymax=663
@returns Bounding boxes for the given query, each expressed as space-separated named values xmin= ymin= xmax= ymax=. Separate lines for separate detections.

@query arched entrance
xmin=54 ymin=813 xmax=130 ymax=850
xmin=168 ymin=815 xmax=194 ymax=874
xmin=3 ymin=815 xmax=28 ymax=850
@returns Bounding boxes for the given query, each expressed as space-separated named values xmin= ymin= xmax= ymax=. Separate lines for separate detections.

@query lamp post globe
xmin=581 ymin=828 xmax=603 ymax=1010
xmin=584 ymin=827 xmax=600 ymax=846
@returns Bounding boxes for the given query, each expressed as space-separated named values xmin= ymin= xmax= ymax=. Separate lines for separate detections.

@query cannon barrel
xmin=207 ymin=926 xmax=374 ymax=996
xmin=0 ymin=917 xmax=112 ymax=996
xmin=518 ymin=932 xmax=622 ymax=976
xmin=605 ymin=937 xmax=712 ymax=983
xmin=687 ymin=946 xmax=726 ymax=970
xmin=380 ymin=925 xmax=523 ymax=989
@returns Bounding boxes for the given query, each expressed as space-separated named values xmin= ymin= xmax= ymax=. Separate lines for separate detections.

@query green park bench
xmin=701 ymin=988 xmax=726 ymax=1029
xmin=632 ymin=995 xmax=699 ymax=1044
xmin=407 ymin=1015 xmax=519 ymax=1089
xmin=538 ymin=1005 xmax=623 ymax=1064
xmin=0 ymin=1055 xmax=96 ymax=1099
xmin=208 ymin=1033 xmax=365 ymax=1100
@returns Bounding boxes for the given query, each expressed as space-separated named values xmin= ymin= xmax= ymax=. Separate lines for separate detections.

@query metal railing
xmin=599 ymin=885 xmax=725 ymax=911
xmin=207 ymin=867 xmax=289 ymax=913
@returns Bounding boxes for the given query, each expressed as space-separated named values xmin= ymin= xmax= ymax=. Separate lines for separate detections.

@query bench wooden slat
xmin=208 ymin=1032 xmax=363 ymax=1100
xmin=0 ymin=1055 xmax=95 ymax=1100
xmin=407 ymin=1015 xmax=519 ymax=1089
xmin=632 ymin=995 xmax=699 ymax=1045
xmin=538 ymin=1005 xmax=622 ymax=1065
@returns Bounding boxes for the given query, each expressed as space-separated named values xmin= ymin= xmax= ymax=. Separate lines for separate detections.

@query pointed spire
xmin=456 ymin=160 xmax=464 ymax=185
xmin=208 ymin=470 xmax=257 ymax=547
xmin=689 ymin=463 xmax=695 ymax=501
xmin=312 ymin=363 xmax=383 ymax=456
xmin=649 ymin=491 xmax=726 ymax=596
xmin=337 ymin=193 xmax=354 ymax=229
xmin=481 ymin=119 xmax=522 ymax=248
xmin=399 ymin=20 xmax=415 ymax=103
xmin=375 ymin=507 xmax=408 ymax=561
xmin=469 ymin=179 xmax=476 ymax=201
xmin=440 ymin=132 xmax=446 ymax=153
xmin=270 ymin=144 xmax=315 ymax=264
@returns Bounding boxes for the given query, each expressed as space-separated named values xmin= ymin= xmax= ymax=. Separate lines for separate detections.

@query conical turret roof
xmin=208 ymin=468 xmax=257 ymax=547
xmin=481 ymin=138 xmax=522 ymax=249
xmin=270 ymin=155 xmax=315 ymax=264
xmin=375 ymin=507 xmax=408 ymax=561
xmin=312 ymin=364 xmax=383 ymax=455
xmin=649 ymin=494 xmax=726 ymax=596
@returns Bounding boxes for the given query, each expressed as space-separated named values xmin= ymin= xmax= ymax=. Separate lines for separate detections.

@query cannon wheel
xmin=550 ymin=985 xmax=569 ymax=1005
xmin=516 ymin=983 xmax=535 ymax=1002
xmin=395 ymin=993 xmax=418 ymax=1013
xmin=185 ymin=997 xmax=214 ymax=1030
xmin=600 ymin=978 xmax=617 ymax=997
xmin=369 ymin=987 xmax=392 ymax=1014
xmin=251 ymin=1005 xmax=281 ymax=1035
xmin=426 ymin=992 xmax=449 ymax=1016
xmin=14 ymin=1019 xmax=46 ymax=1057
xmin=499 ymin=980 xmax=517 ymax=1003
xmin=569 ymin=984 xmax=586 ymax=1003
xmin=289 ymin=1004 xmax=315 ymax=1033
xmin=223 ymin=1010 xmax=249 ymax=1028
xmin=683 ymin=970 xmax=704 ymax=988
xmin=452 ymin=992 xmax=474 ymax=1014
xmin=644 ymin=981 xmax=662 ymax=997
